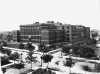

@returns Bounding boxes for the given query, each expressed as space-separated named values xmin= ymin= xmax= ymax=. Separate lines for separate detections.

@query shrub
xmin=10 ymin=63 xmax=24 ymax=69
xmin=9 ymin=52 xmax=20 ymax=61
xmin=32 ymin=68 xmax=56 ymax=74
xmin=41 ymin=54 xmax=53 ymax=63
xmin=1 ymin=56 xmax=10 ymax=66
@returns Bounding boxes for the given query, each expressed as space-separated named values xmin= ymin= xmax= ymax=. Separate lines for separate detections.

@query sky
xmin=0 ymin=0 xmax=100 ymax=32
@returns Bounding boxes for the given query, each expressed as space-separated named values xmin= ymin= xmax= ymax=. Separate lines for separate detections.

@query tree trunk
xmin=61 ymin=51 xmax=62 ymax=57
xmin=14 ymin=60 xmax=15 ymax=64
xmin=47 ymin=62 xmax=49 ymax=69
xmin=69 ymin=67 xmax=71 ymax=73
xmin=41 ymin=52 xmax=44 ymax=67
xmin=31 ymin=62 xmax=32 ymax=70
xmin=41 ymin=58 xmax=42 ymax=66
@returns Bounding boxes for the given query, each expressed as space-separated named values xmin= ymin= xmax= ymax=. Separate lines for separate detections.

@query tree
xmin=39 ymin=43 xmax=50 ymax=66
xmin=87 ymin=38 xmax=97 ymax=45
xmin=71 ymin=44 xmax=96 ymax=58
xmin=26 ymin=42 xmax=35 ymax=51
xmin=72 ymin=45 xmax=81 ymax=56
xmin=5 ymin=49 xmax=11 ymax=56
xmin=1 ymin=55 xmax=9 ymax=66
xmin=79 ymin=46 xmax=96 ymax=59
xmin=19 ymin=42 xmax=25 ymax=49
xmin=64 ymin=57 xmax=73 ymax=67
xmin=82 ymin=65 xmax=92 ymax=72
xmin=26 ymin=51 xmax=37 ymax=69
xmin=0 ymin=46 xmax=3 ymax=53
xmin=0 ymin=41 xmax=8 ymax=46
xmin=39 ymin=44 xmax=47 ymax=53
xmin=62 ymin=46 xmax=71 ymax=55
xmin=1 ymin=49 xmax=11 ymax=56
xmin=41 ymin=54 xmax=53 ymax=68
xmin=25 ymin=42 xmax=35 ymax=69
xmin=10 ymin=63 xmax=24 ymax=69
xmin=7 ymin=33 xmax=12 ymax=42
xmin=9 ymin=52 xmax=20 ymax=64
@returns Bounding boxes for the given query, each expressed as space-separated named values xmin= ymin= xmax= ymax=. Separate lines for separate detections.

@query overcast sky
xmin=0 ymin=0 xmax=99 ymax=32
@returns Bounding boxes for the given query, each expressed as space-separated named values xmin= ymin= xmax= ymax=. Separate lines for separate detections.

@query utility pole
xmin=39 ymin=25 xmax=43 ymax=66
xmin=20 ymin=53 xmax=23 ymax=63
xmin=69 ymin=25 xmax=73 ymax=74
xmin=69 ymin=25 xmax=72 ymax=43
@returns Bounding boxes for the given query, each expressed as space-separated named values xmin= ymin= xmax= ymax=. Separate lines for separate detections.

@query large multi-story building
xmin=63 ymin=24 xmax=90 ymax=44
xmin=20 ymin=21 xmax=90 ymax=46
xmin=20 ymin=21 xmax=64 ymax=46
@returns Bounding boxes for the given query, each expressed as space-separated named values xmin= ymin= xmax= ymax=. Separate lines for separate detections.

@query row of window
xmin=21 ymin=30 xmax=40 ymax=35
xmin=21 ymin=35 xmax=40 ymax=39
xmin=21 ymin=37 xmax=86 ymax=43
xmin=20 ymin=25 xmax=40 ymax=30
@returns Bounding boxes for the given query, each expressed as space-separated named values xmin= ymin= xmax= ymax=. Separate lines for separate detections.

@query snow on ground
xmin=51 ymin=51 xmax=62 ymax=57
xmin=48 ymin=52 xmax=100 ymax=74
xmin=5 ymin=68 xmax=20 ymax=74
xmin=71 ymin=62 xmax=100 ymax=74
xmin=55 ymin=71 xmax=69 ymax=74
xmin=2 ymin=48 xmax=100 ymax=74
xmin=71 ymin=62 xmax=90 ymax=74
xmin=32 ymin=43 xmax=38 ymax=51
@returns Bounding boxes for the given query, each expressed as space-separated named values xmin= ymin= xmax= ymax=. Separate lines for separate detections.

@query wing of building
xmin=19 ymin=21 xmax=90 ymax=46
